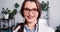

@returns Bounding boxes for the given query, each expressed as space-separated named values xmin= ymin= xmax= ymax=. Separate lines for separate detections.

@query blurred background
xmin=0 ymin=0 xmax=60 ymax=32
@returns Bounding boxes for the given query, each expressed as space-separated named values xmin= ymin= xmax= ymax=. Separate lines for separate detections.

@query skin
xmin=23 ymin=1 xmax=39 ymax=30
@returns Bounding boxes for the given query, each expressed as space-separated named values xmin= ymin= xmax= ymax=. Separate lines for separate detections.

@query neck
xmin=26 ymin=20 xmax=37 ymax=30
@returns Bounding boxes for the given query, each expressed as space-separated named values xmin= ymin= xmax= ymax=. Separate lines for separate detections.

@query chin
xmin=26 ymin=19 xmax=35 ymax=23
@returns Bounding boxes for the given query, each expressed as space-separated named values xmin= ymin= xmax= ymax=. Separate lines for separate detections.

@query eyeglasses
xmin=23 ymin=8 xmax=38 ymax=13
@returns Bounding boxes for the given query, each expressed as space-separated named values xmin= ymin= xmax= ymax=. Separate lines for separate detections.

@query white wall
xmin=0 ymin=0 xmax=60 ymax=30
xmin=49 ymin=0 xmax=60 ymax=30
xmin=0 ymin=0 xmax=24 ymax=24
xmin=39 ymin=0 xmax=60 ymax=30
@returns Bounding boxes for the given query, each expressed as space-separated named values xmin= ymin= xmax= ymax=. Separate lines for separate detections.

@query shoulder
xmin=42 ymin=26 xmax=55 ymax=32
xmin=13 ymin=23 xmax=24 ymax=32
xmin=13 ymin=26 xmax=21 ymax=32
xmin=39 ymin=25 xmax=55 ymax=32
xmin=38 ymin=19 xmax=55 ymax=32
xmin=47 ymin=26 xmax=55 ymax=32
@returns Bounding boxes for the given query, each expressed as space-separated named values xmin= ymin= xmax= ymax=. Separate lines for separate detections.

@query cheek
xmin=35 ymin=13 xmax=38 ymax=18
xmin=23 ymin=11 xmax=28 ymax=17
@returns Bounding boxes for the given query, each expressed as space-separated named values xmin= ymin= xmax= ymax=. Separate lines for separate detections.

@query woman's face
xmin=23 ymin=1 xmax=38 ymax=23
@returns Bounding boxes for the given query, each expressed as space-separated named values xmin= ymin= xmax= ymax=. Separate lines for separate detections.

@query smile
xmin=27 ymin=16 xmax=34 ymax=19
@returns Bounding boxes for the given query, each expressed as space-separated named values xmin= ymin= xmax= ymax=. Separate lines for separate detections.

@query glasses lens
xmin=24 ymin=8 xmax=29 ymax=11
xmin=24 ymin=8 xmax=38 ymax=13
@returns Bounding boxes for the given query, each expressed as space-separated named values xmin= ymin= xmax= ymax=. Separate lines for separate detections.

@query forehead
xmin=24 ymin=1 xmax=37 ymax=9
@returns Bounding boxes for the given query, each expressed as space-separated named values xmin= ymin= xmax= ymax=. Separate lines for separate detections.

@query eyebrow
xmin=24 ymin=8 xmax=37 ymax=9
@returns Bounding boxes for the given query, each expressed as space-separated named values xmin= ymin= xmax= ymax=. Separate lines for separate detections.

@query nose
xmin=29 ymin=11 xmax=33 ymax=16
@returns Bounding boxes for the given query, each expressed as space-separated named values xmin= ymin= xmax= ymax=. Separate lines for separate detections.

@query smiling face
xmin=23 ymin=1 xmax=39 ymax=23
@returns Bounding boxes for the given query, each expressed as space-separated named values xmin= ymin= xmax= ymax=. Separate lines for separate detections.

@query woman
xmin=13 ymin=0 xmax=55 ymax=32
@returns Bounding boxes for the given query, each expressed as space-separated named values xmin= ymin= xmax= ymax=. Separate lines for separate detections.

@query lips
xmin=27 ymin=16 xmax=34 ymax=19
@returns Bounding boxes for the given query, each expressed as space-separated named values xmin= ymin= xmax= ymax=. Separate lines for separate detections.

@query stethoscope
xmin=35 ymin=22 xmax=39 ymax=32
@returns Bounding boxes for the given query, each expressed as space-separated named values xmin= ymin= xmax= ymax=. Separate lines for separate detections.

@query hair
xmin=20 ymin=0 xmax=42 ymax=20
xmin=14 ymin=0 xmax=42 ymax=32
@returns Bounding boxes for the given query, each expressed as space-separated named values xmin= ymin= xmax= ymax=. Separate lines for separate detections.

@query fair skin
xmin=23 ymin=1 xmax=38 ymax=30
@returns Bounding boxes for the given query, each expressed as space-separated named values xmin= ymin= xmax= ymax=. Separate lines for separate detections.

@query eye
xmin=32 ymin=8 xmax=38 ymax=11
xmin=24 ymin=8 xmax=29 ymax=11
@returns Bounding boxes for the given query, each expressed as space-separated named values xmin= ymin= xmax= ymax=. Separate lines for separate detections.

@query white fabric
xmin=13 ymin=26 xmax=21 ymax=32
xmin=38 ymin=19 xmax=55 ymax=32
xmin=13 ymin=19 xmax=55 ymax=32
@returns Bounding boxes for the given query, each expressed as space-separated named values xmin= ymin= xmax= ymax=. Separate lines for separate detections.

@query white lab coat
xmin=13 ymin=19 xmax=55 ymax=32
xmin=38 ymin=19 xmax=55 ymax=32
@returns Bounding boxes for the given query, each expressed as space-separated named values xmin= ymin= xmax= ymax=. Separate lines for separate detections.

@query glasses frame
xmin=23 ymin=8 xmax=39 ymax=13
